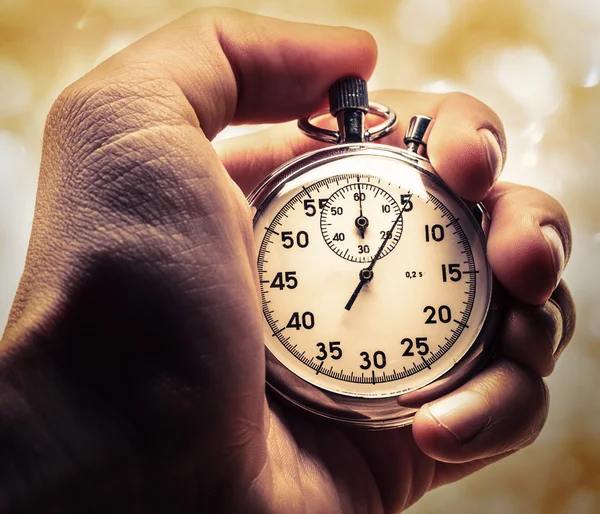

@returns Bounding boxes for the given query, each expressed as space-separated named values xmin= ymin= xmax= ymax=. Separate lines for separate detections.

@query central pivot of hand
xmin=345 ymin=268 xmax=375 ymax=311
xmin=359 ymin=268 xmax=373 ymax=281
xmin=355 ymin=215 xmax=369 ymax=237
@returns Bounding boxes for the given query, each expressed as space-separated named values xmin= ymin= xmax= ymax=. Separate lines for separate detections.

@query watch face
xmin=251 ymin=146 xmax=492 ymax=402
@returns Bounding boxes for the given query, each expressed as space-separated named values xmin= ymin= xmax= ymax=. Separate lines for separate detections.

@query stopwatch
xmin=248 ymin=77 xmax=501 ymax=429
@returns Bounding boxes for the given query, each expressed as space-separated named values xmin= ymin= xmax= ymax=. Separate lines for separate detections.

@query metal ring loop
xmin=298 ymin=102 xmax=397 ymax=144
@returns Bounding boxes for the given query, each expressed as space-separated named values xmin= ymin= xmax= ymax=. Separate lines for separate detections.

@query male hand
xmin=1 ymin=8 xmax=574 ymax=513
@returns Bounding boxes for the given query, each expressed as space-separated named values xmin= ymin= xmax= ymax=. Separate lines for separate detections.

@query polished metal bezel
xmin=248 ymin=143 xmax=500 ymax=429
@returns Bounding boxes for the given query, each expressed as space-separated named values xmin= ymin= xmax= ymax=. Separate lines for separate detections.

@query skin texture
xmin=0 ymin=8 xmax=575 ymax=514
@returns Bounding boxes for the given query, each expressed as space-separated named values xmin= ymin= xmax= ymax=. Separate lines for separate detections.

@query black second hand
xmin=357 ymin=178 xmax=366 ymax=239
xmin=344 ymin=192 xmax=412 ymax=311
xmin=358 ymin=181 xmax=363 ymax=217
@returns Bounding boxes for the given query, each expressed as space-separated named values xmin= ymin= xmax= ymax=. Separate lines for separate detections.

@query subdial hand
xmin=355 ymin=182 xmax=368 ymax=239
xmin=355 ymin=216 xmax=369 ymax=238
xmin=345 ymin=193 xmax=412 ymax=311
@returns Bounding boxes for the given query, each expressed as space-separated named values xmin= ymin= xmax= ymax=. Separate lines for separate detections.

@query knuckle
xmin=188 ymin=5 xmax=244 ymax=21
xmin=444 ymin=90 xmax=477 ymax=104
xmin=69 ymin=126 xmax=202 ymax=224
xmin=183 ymin=5 xmax=245 ymax=37
xmin=502 ymin=363 xmax=549 ymax=448
xmin=47 ymin=70 xmax=183 ymax=149
xmin=481 ymin=361 xmax=549 ymax=450
xmin=40 ymin=75 xmax=223 ymax=264
xmin=45 ymin=80 xmax=94 ymax=150
xmin=503 ymin=305 xmax=557 ymax=377
xmin=47 ymin=82 xmax=82 ymax=130
xmin=443 ymin=91 xmax=494 ymax=117
xmin=443 ymin=91 xmax=506 ymax=141
xmin=518 ymin=378 xmax=549 ymax=449
xmin=41 ymin=69 xmax=195 ymax=204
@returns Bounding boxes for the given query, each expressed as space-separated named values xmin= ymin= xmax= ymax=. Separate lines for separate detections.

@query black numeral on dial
xmin=270 ymin=271 xmax=298 ymax=290
xmin=400 ymin=337 xmax=429 ymax=356
xmin=400 ymin=194 xmax=413 ymax=212
xmin=425 ymin=224 xmax=445 ymax=242
xmin=423 ymin=305 xmax=451 ymax=324
xmin=316 ymin=341 xmax=342 ymax=360
xmin=282 ymin=231 xmax=309 ymax=249
xmin=303 ymin=198 xmax=329 ymax=216
xmin=442 ymin=263 xmax=462 ymax=282
xmin=360 ymin=351 xmax=386 ymax=369
xmin=286 ymin=311 xmax=314 ymax=330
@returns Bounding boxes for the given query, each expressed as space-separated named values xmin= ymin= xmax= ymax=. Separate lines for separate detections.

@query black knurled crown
xmin=329 ymin=77 xmax=369 ymax=116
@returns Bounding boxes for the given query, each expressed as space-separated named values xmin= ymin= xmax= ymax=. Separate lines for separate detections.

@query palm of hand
xmin=262 ymin=407 xmax=434 ymax=513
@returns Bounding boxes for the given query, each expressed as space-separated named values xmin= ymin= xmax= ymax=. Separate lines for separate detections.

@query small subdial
xmin=320 ymin=182 xmax=402 ymax=263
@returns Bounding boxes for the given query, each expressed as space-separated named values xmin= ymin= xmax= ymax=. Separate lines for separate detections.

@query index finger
xmin=69 ymin=8 xmax=378 ymax=141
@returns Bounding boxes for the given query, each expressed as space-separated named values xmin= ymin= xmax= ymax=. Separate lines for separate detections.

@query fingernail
xmin=479 ymin=128 xmax=503 ymax=184
xmin=428 ymin=391 xmax=490 ymax=444
xmin=546 ymin=298 xmax=564 ymax=355
xmin=540 ymin=225 xmax=566 ymax=286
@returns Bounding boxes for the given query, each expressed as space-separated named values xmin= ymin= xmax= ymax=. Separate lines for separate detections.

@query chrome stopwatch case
xmin=248 ymin=78 xmax=501 ymax=429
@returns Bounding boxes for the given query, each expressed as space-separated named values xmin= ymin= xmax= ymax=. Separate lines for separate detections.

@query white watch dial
xmin=253 ymin=153 xmax=491 ymax=398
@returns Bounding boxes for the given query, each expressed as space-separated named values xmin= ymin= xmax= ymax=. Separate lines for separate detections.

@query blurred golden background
xmin=0 ymin=0 xmax=598 ymax=512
